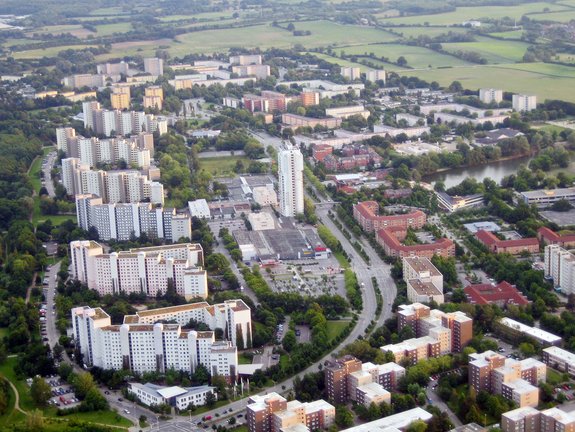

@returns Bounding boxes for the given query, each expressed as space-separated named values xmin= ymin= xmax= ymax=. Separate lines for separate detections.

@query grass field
xmin=378 ymin=2 xmax=566 ymax=25
xmin=307 ymin=51 xmax=404 ymax=71
xmin=441 ymin=37 xmax=530 ymax=63
xmin=392 ymin=26 xmax=470 ymax=38
xmin=403 ymin=62 xmax=575 ymax=103
xmin=30 ymin=25 xmax=94 ymax=39
xmin=199 ymin=156 xmax=252 ymax=176
xmin=342 ymin=43 xmax=472 ymax=68
xmin=94 ymin=22 xmax=133 ymax=36
xmin=488 ymin=29 xmax=525 ymax=39
xmin=12 ymin=44 xmax=97 ymax=59
xmin=326 ymin=320 xmax=349 ymax=342
xmin=531 ymin=9 xmax=575 ymax=21
xmin=172 ymin=21 xmax=396 ymax=55
xmin=89 ymin=7 xmax=128 ymax=16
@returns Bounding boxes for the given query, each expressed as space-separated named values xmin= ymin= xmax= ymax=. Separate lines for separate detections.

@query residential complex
xmin=469 ymin=350 xmax=546 ymax=407
xmin=403 ymin=257 xmax=444 ymax=304
xmin=353 ymin=201 xmax=426 ymax=233
xmin=513 ymin=94 xmax=537 ymax=112
xmin=61 ymin=159 xmax=163 ymax=204
xmin=75 ymin=194 xmax=191 ymax=241
xmin=281 ymin=113 xmax=342 ymax=129
xmin=127 ymin=383 xmax=216 ymax=410
xmin=246 ymin=392 xmax=335 ymax=432
xmin=341 ymin=67 xmax=361 ymax=81
xmin=340 ymin=407 xmax=432 ymax=432
xmin=323 ymin=355 xmax=405 ymax=404
xmin=542 ymin=346 xmax=575 ymax=376
xmin=71 ymin=302 xmax=249 ymax=380
xmin=382 ymin=303 xmax=472 ymax=364
xmin=377 ymin=227 xmax=455 ymax=259
xmin=479 ymin=88 xmax=503 ymax=104
xmin=520 ymin=187 xmax=575 ymax=207
xmin=278 ymin=144 xmax=304 ymax=217
xmin=70 ymin=241 xmax=206 ymax=299
xmin=464 ymin=281 xmax=529 ymax=307
xmin=499 ymin=318 xmax=562 ymax=346
xmin=475 ymin=230 xmax=539 ymax=255
xmin=545 ymin=244 xmax=575 ymax=294
xmin=502 ymin=407 xmax=575 ymax=432
xmin=325 ymin=105 xmax=370 ymax=119
xmin=144 ymin=57 xmax=164 ymax=76
xmin=538 ymin=227 xmax=575 ymax=249
xmin=365 ymin=69 xmax=386 ymax=84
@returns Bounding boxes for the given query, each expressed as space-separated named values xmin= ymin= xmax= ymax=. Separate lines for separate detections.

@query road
xmin=45 ymin=263 xmax=63 ymax=353
xmin=426 ymin=379 xmax=462 ymax=427
xmin=42 ymin=150 xmax=57 ymax=198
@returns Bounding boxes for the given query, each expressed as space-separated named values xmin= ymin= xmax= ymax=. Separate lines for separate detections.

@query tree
xmin=26 ymin=409 xmax=44 ymax=430
xmin=30 ymin=377 xmax=51 ymax=406
xmin=282 ymin=330 xmax=297 ymax=352
xmin=407 ymin=420 xmax=428 ymax=432
xmin=72 ymin=371 xmax=95 ymax=400
xmin=397 ymin=56 xmax=408 ymax=67
xmin=518 ymin=342 xmax=536 ymax=358
xmin=205 ymin=391 xmax=216 ymax=407
xmin=335 ymin=405 xmax=354 ymax=428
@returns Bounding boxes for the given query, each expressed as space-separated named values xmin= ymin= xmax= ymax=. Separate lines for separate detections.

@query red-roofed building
xmin=537 ymin=227 xmax=575 ymax=249
xmin=475 ymin=230 xmax=539 ymax=255
xmin=337 ymin=185 xmax=356 ymax=195
xmin=464 ymin=281 xmax=529 ymax=307
xmin=353 ymin=201 xmax=426 ymax=233
xmin=377 ymin=226 xmax=455 ymax=259
xmin=312 ymin=144 xmax=333 ymax=162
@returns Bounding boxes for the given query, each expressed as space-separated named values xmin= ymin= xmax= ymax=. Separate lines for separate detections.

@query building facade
xmin=278 ymin=145 xmax=304 ymax=217
xmin=353 ymin=201 xmax=426 ymax=233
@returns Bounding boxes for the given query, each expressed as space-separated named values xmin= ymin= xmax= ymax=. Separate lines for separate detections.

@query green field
xmin=391 ymin=26 xmax=470 ymax=38
xmin=12 ymin=44 xmax=97 ymax=59
xmin=378 ymin=2 xmax=566 ymax=25
xmin=531 ymin=9 xmax=575 ymax=21
xmin=342 ymin=43 xmax=472 ymax=68
xmin=488 ymin=30 xmax=525 ymax=39
xmin=326 ymin=320 xmax=349 ymax=342
xmin=89 ymin=7 xmax=128 ymax=16
xmin=94 ymin=22 xmax=133 ymax=36
xmin=172 ymin=21 xmax=396 ymax=55
xmin=302 ymin=52 xmax=378 ymax=72
xmin=403 ymin=62 xmax=575 ymax=103
xmin=441 ymin=37 xmax=530 ymax=63
xmin=199 ymin=156 xmax=253 ymax=176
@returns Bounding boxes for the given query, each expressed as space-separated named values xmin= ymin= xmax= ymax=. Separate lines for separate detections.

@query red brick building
xmin=475 ymin=230 xmax=539 ymax=255
xmin=377 ymin=226 xmax=455 ymax=259
xmin=312 ymin=144 xmax=333 ymax=162
xmin=537 ymin=227 xmax=575 ymax=249
xmin=353 ymin=201 xmax=426 ymax=233
xmin=464 ymin=281 xmax=529 ymax=307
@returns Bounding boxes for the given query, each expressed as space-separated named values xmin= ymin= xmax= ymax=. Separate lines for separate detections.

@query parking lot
xmin=28 ymin=375 xmax=80 ymax=408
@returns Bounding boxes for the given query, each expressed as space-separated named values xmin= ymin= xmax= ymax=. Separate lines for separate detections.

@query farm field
xmin=172 ymin=21 xmax=396 ymax=55
xmin=390 ymin=26 xmax=470 ymax=38
xmin=31 ymin=24 xmax=94 ymax=38
xmin=304 ymin=52 xmax=402 ymax=72
xmin=94 ymin=22 xmax=133 ymax=36
xmin=12 ymin=44 xmax=97 ymax=59
xmin=342 ymin=43 xmax=472 ymax=68
xmin=378 ymin=3 xmax=567 ymax=25
xmin=89 ymin=7 xmax=128 ymax=16
xmin=530 ymin=9 xmax=575 ymax=21
xmin=488 ymin=30 xmax=525 ymax=39
xmin=441 ymin=37 xmax=530 ymax=63
xmin=95 ymin=38 xmax=174 ymax=61
xmin=403 ymin=62 xmax=575 ymax=103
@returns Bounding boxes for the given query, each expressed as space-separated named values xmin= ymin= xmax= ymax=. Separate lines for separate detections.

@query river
xmin=424 ymin=156 xmax=532 ymax=189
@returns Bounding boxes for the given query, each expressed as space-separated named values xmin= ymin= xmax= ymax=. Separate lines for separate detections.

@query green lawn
xmin=0 ymin=327 xmax=8 ymax=339
xmin=326 ymin=320 xmax=349 ymax=342
xmin=342 ymin=43 xmax=472 ymax=68
xmin=333 ymin=251 xmax=350 ymax=269
xmin=199 ymin=156 xmax=252 ymax=177
xmin=378 ymin=2 xmax=566 ymax=25
xmin=402 ymin=62 xmax=575 ymax=103
xmin=64 ymin=410 xmax=132 ymax=427
xmin=238 ymin=354 xmax=252 ymax=365
xmin=0 ymin=357 xmax=36 ymax=412
xmin=441 ymin=37 xmax=530 ymax=63
xmin=547 ymin=368 xmax=567 ymax=385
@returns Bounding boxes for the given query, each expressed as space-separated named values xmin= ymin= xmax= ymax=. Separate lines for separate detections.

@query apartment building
xmin=281 ymin=113 xmax=341 ymax=129
xmin=232 ymin=64 xmax=270 ymax=79
xmin=542 ymin=347 xmax=575 ymax=377
xmin=75 ymin=195 xmax=190 ymax=241
xmin=324 ymin=355 xmax=362 ymax=404
xmin=353 ymin=201 xmax=426 ymax=233
xmin=70 ymin=240 xmax=206 ymax=299
xmin=128 ymin=383 xmax=216 ymax=410
xmin=464 ymin=281 xmax=530 ymax=307
xmin=499 ymin=317 xmax=562 ymax=347
xmin=229 ymin=55 xmax=262 ymax=65
xmin=340 ymin=407 xmax=432 ymax=432
xmin=469 ymin=350 xmax=546 ymax=407
xmin=479 ymin=88 xmax=503 ymax=104
xmin=403 ymin=257 xmax=444 ymax=304
xmin=475 ymin=230 xmax=539 ymax=255
xmin=538 ymin=227 xmax=575 ymax=249
xmin=325 ymin=105 xmax=370 ymax=120
xmin=502 ymin=406 xmax=575 ymax=432
xmin=278 ymin=144 xmax=304 ymax=217
xmin=111 ymin=90 xmax=130 ymax=110
xmin=62 ymin=74 xmax=106 ymax=89
xmin=144 ymin=57 xmax=164 ymax=76
xmin=341 ymin=67 xmax=361 ymax=81
xmin=377 ymin=227 xmax=455 ymax=259
xmin=347 ymin=370 xmax=391 ymax=407
xmin=97 ymin=62 xmax=130 ymax=76
xmin=242 ymin=91 xmax=286 ymax=113
xmin=366 ymin=69 xmax=386 ymax=84
xmin=72 ymin=305 xmax=241 ymax=380
xmin=520 ymin=187 xmax=575 ymax=207
xmin=513 ymin=94 xmax=537 ymax=112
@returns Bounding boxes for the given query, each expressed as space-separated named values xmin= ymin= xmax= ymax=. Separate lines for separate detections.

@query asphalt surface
xmin=42 ymin=151 xmax=57 ymax=198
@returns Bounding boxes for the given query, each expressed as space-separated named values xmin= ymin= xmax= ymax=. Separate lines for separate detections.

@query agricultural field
xmin=94 ymin=22 xmax=133 ymax=36
xmin=488 ymin=29 xmax=525 ymax=39
xmin=12 ymin=44 xmax=98 ymax=59
xmin=403 ymin=62 xmax=575 ymax=103
xmin=378 ymin=2 xmax=567 ymax=26
xmin=441 ymin=36 xmax=530 ymax=63
xmin=391 ymin=26 xmax=470 ymax=38
xmin=530 ymin=9 xmax=575 ymax=22
xmin=342 ymin=43 xmax=473 ymax=69
xmin=89 ymin=7 xmax=128 ymax=16
xmin=94 ymin=38 xmax=174 ymax=61
xmin=30 ymin=24 xmax=94 ymax=38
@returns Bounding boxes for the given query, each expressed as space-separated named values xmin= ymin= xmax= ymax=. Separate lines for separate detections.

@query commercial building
xmin=246 ymin=392 xmax=335 ymax=432
xmin=513 ymin=94 xmax=537 ymax=112
xmin=75 ymin=195 xmax=190 ymax=241
xmin=475 ymin=230 xmax=539 ymax=255
xmin=479 ymin=88 xmax=503 ymax=104
xmin=281 ymin=113 xmax=341 ymax=129
xmin=468 ymin=350 xmax=546 ymax=407
xmin=252 ymin=184 xmax=278 ymax=207
xmin=353 ymin=201 xmax=426 ymax=233
xmin=324 ymin=355 xmax=405 ymax=404
xmin=499 ymin=318 xmax=562 ymax=346
xmin=544 ymin=244 xmax=575 ymax=294
xmin=538 ymin=227 xmax=575 ymax=249
xmin=144 ymin=57 xmax=164 ymax=76
xmin=71 ymin=303 xmax=245 ymax=380
xmin=325 ymin=105 xmax=370 ymax=120
xmin=464 ymin=281 xmax=529 ymax=307
xmin=248 ymin=212 xmax=275 ymax=231
xmin=377 ymin=227 xmax=455 ymax=259
xmin=341 ymin=67 xmax=361 ymax=81
xmin=70 ymin=241 xmax=206 ymax=299
xmin=282 ymin=80 xmax=365 ymax=98
xmin=436 ymin=192 xmax=484 ymax=213
xmin=278 ymin=145 xmax=304 ymax=217
xmin=502 ymin=406 xmax=575 ymax=432
xmin=520 ymin=187 xmax=575 ymax=207
xmin=188 ymin=199 xmax=211 ymax=219
xmin=542 ymin=346 xmax=575 ymax=376
xmin=128 ymin=383 xmax=216 ymax=410
xmin=403 ymin=257 xmax=444 ymax=305
xmin=339 ymin=407 xmax=433 ymax=432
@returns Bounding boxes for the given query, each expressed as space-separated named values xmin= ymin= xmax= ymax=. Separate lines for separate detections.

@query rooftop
xmin=403 ymin=256 xmax=441 ymax=276
xmin=340 ymin=407 xmax=433 ymax=432
xmin=543 ymin=346 xmax=575 ymax=364
xmin=464 ymin=281 xmax=529 ymax=306
xmin=520 ymin=187 xmax=575 ymax=199
xmin=502 ymin=406 xmax=540 ymax=421
xmin=409 ymin=279 xmax=443 ymax=296
xmin=500 ymin=318 xmax=562 ymax=344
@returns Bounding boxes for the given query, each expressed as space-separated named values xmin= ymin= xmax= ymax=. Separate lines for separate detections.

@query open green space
xmin=89 ymin=7 xmax=128 ymax=16
xmin=342 ymin=43 xmax=472 ymax=68
xmin=32 ymin=24 xmax=93 ymax=38
xmin=531 ymin=9 xmax=575 ymax=21
xmin=547 ymin=368 xmax=567 ymax=385
xmin=488 ymin=29 xmax=525 ymax=39
xmin=326 ymin=320 xmax=348 ymax=342
xmin=333 ymin=251 xmax=350 ymax=269
xmin=94 ymin=22 xmax=133 ymax=36
xmin=391 ymin=26 xmax=470 ymax=38
xmin=402 ymin=62 xmax=575 ymax=103
xmin=302 ymin=52 xmax=377 ymax=72
xmin=65 ymin=411 xmax=132 ymax=427
xmin=378 ymin=3 xmax=566 ymax=25
xmin=12 ymin=44 xmax=98 ymax=59
xmin=0 ymin=357 xmax=36 ymax=412
xmin=94 ymin=38 xmax=173 ymax=61
xmin=172 ymin=21 xmax=396 ymax=55
xmin=199 ymin=156 xmax=252 ymax=177
xmin=441 ymin=37 xmax=530 ymax=63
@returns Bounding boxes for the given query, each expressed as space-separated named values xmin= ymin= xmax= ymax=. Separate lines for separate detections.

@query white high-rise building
xmin=545 ymin=244 xmax=575 ymax=294
xmin=512 ymin=94 xmax=537 ymax=112
xmin=479 ymin=88 xmax=503 ymax=104
xmin=56 ymin=127 xmax=76 ymax=152
xmin=144 ymin=58 xmax=164 ymax=76
xmin=278 ymin=145 xmax=304 ymax=217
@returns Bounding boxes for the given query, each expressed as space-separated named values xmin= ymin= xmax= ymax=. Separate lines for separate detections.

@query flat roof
xmin=503 ymin=406 xmax=540 ymax=421
xmin=409 ymin=279 xmax=443 ymax=296
xmin=403 ymin=256 xmax=441 ymax=276
xmin=543 ymin=346 xmax=575 ymax=364
xmin=521 ymin=187 xmax=575 ymax=199
xmin=341 ymin=407 xmax=432 ymax=432
xmin=157 ymin=386 xmax=188 ymax=399
xmin=500 ymin=318 xmax=562 ymax=344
